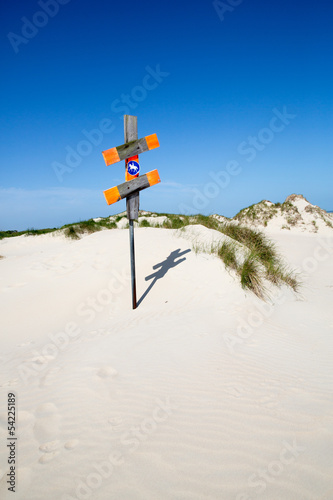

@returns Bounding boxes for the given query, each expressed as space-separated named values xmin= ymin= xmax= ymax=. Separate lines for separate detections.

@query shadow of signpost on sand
xmin=137 ymin=248 xmax=191 ymax=307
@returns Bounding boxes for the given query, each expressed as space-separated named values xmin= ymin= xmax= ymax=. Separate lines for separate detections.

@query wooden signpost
xmin=102 ymin=115 xmax=161 ymax=309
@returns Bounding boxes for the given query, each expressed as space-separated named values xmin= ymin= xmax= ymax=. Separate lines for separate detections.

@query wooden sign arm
xmin=103 ymin=170 xmax=160 ymax=205
xmin=102 ymin=134 xmax=159 ymax=166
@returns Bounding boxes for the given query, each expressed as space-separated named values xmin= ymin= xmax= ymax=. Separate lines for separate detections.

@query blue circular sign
xmin=127 ymin=160 xmax=140 ymax=176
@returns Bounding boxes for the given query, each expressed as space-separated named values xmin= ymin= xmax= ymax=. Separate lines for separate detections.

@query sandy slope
xmin=0 ymin=226 xmax=333 ymax=500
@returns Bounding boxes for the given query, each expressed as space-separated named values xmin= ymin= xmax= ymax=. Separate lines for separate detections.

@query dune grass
xmin=139 ymin=219 xmax=151 ymax=228
xmin=63 ymin=219 xmax=117 ymax=239
xmin=218 ymin=225 xmax=299 ymax=298
xmin=0 ymin=228 xmax=57 ymax=239
xmin=240 ymin=253 xmax=266 ymax=299
xmin=217 ymin=241 xmax=238 ymax=271
xmin=0 ymin=218 xmax=117 ymax=241
xmin=64 ymin=226 xmax=81 ymax=240
xmin=265 ymin=263 xmax=299 ymax=292
xmin=163 ymin=215 xmax=189 ymax=229
xmin=180 ymin=215 xmax=299 ymax=299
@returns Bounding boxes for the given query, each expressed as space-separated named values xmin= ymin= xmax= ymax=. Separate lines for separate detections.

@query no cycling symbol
xmin=127 ymin=160 xmax=140 ymax=176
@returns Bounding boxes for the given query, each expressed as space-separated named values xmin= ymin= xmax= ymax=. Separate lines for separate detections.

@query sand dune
xmin=230 ymin=194 xmax=333 ymax=234
xmin=0 ymin=224 xmax=333 ymax=499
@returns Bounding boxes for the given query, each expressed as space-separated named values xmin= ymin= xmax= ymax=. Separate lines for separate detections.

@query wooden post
xmin=124 ymin=115 xmax=138 ymax=309
xmin=101 ymin=115 xmax=160 ymax=310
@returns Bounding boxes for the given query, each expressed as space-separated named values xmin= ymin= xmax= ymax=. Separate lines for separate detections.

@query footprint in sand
xmin=34 ymin=403 xmax=62 ymax=463
xmin=64 ymin=439 xmax=79 ymax=450
xmin=39 ymin=451 xmax=61 ymax=464
xmin=39 ymin=440 xmax=61 ymax=453
xmin=38 ymin=440 xmax=80 ymax=463
xmin=17 ymin=341 xmax=35 ymax=347
xmin=31 ymin=353 xmax=56 ymax=363
xmin=35 ymin=405 xmax=80 ymax=463
xmin=97 ymin=367 xmax=118 ymax=379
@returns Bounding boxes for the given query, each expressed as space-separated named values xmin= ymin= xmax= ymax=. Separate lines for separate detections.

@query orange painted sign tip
xmin=103 ymin=186 xmax=121 ymax=206
xmin=102 ymin=147 xmax=120 ymax=166
xmin=146 ymin=169 xmax=161 ymax=186
xmin=145 ymin=133 xmax=160 ymax=150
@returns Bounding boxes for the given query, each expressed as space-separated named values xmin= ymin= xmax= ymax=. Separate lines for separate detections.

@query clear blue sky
xmin=1 ymin=0 xmax=332 ymax=230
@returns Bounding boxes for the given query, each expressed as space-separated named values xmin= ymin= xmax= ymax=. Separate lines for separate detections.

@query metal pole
xmin=129 ymin=219 xmax=137 ymax=309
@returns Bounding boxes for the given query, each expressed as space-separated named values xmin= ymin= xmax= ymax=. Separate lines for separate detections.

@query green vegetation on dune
xmin=240 ymin=253 xmax=265 ymax=299
xmin=139 ymin=219 xmax=151 ymax=228
xmin=64 ymin=225 xmax=80 ymax=240
xmin=177 ymin=214 xmax=299 ymax=299
xmin=63 ymin=219 xmax=116 ymax=239
xmin=0 ymin=228 xmax=57 ymax=239
xmin=217 ymin=241 xmax=238 ymax=271
xmin=163 ymin=215 xmax=189 ymax=229
xmin=0 ymin=218 xmax=117 ymax=241
xmin=234 ymin=200 xmax=279 ymax=226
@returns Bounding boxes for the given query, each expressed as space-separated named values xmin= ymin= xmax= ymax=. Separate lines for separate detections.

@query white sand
xmin=0 ymin=226 xmax=333 ymax=500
